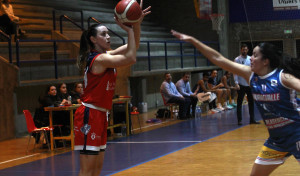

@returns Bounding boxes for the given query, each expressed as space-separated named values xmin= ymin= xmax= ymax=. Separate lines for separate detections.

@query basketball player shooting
xmin=74 ymin=0 xmax=151 ymax=175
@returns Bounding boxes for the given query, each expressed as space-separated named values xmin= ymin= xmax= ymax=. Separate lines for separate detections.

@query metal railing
xmin=15 ymin=39 xmax=79 ymax=79
xmin=87 ymin=16 xmax=125 ymax=45
xmin=7 ymin=11 xmax=219 ymax=81
xmin=53 ymin=9 xmax=84 ymax=31
xmin=137 ymin=40 xmax=217 ymax=71
xmin=59 ymin=15 xmax=84 ymax=34
xmin=0 ymin=29 xmax=12 ymax=63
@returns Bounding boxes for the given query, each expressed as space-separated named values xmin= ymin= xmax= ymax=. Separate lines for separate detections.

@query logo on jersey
xmin=253 ymin=93 xmax=280 ymax=101
xmin=262 ymin=84 xmax=267 ymax=92
xmin=271 ymin=79 xmax=278 ymax=87
xmin=91 ymin=132 xmax=96 ymax=140
xmin=106 ymin=81 xmax=115 ymax=91
xmin=265 ymin=117 xmax=294 ymax=129
xmin=80 ymin=124 xmax=91 ymax=135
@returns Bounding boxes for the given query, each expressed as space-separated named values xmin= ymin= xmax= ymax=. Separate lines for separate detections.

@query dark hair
xmin=58 ymin=83 xmax=66 ymax=89
xmin=241 ymin=43 xmax=248 ymax=49
xmin=203 ymin=72 xmax=209 ymax=77
xmin=74 ymin=82 xmax=83 ymax=90
xmin=182 ymin=72 xmax=190 ymax=77
xmin=45 ymin=85 xmax=56 ymax=95
xmin=258 ymin=42 xmax=300 ymax=79
xmin=77 ymin=24 xmax=102 ymax=73
xmin=281 ymin=56 xmax=300 ymax=79
xmin=164 ymin=72 xmax=171 ymax=77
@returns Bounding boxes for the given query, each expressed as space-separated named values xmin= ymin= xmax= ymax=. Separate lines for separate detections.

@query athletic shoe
xmin=217 ymin=103 xmax=225 ymax=111
xmin=208 ymin=110 xmax=216 ymax=115
xmin=214 ymin=108 xmax=223 ymax=112
xmin=230 ymin=103 xmax=237 ymax=107
xmin=211 ymin=109 xmax=220 ymax=113
xmin=225 ymin=104 xmax=234 ymax=110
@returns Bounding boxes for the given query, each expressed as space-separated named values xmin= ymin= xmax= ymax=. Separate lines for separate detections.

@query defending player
xmin=171 ymin=30 xmax=300 ymax=176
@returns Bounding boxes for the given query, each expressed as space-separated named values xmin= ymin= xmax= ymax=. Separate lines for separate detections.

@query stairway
xmin=0 ymin=0 xmax=216 ymax=83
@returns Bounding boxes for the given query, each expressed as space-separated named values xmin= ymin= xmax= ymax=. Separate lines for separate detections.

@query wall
xmin=128 ymin=0 xmax=222 ymax=109
xmin=143 ymin=0 xmax=218 ymax=41
xmin=228 ymin=0 xmax=300 ymax=59
xmin=0 ymin=57 xmax=18 ymax=141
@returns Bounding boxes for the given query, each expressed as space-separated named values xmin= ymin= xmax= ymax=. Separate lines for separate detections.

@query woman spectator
xmin=57 ymin=83 xmax=70 ymax=105
xmin=70 ymin=82 xmax=83 ymax=104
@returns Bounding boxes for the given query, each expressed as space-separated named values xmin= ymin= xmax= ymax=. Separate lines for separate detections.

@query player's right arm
xmin=171 ymin=30 xmax=252 ymax=82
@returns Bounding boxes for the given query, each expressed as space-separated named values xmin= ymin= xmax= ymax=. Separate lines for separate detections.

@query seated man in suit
xmin=176 ymin=72 xmax=198 ymax=118
xmin=160 ymin=72 xmax=190 ymax=119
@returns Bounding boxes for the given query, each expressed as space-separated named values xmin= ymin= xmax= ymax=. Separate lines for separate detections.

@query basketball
xmin=114 ymin=0 xmax=142 ymax=26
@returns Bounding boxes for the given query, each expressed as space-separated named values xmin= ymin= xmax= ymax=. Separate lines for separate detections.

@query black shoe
xmin=250 ymin=120 xmax=261 ymax=124
xmin=238 ymin=121 xmax=242 ymax=126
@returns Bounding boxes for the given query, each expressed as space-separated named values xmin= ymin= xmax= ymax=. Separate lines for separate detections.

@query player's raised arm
xmin=171 ymin=30 xmax=252 ymax=82
xmin=109 ymin=0 xmax=151 ymax=55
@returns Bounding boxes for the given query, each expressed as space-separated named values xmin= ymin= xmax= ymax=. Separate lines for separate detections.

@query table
xmin=44 ymin=104 xmax=80 ymax=150
xmin=109 ymin=97 xmax=132 ymax=136
xmin=44 ymin=97 xmax=132 ymax=151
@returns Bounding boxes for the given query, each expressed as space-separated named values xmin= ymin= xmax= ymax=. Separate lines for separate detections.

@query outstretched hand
xmin=171 ymin=30 xmax=193 ymax=42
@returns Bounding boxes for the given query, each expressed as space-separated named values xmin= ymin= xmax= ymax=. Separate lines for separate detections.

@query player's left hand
xmin=134 ymin=0 xmax=151 ymax=25
xmin=171 ymin=30 xmax=193 ymax=42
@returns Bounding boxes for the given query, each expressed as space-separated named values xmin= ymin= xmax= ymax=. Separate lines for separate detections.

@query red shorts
xmin=74 ymin=105 xmax=108 ymax=151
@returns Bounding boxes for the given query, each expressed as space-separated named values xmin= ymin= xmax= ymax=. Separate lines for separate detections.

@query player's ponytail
xmin=258 ymin=42 xmax=300 ymax=79
xmin=77 ymin=30 xmax=89 ymax=74
xmin=77 ymin=24 xmax=102 ymax=74
xmin=281 ymin=56 xmax=300 ymax=79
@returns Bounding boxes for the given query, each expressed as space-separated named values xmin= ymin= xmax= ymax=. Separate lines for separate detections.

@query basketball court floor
xmin=0 ymin=105 xmax=299 ymax=176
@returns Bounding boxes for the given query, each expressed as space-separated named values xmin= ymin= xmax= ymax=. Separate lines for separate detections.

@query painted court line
xmin=0 ymin=153 xmax=40 ymax=165
xmin=108 ymin=140 xmax=203 ymax=144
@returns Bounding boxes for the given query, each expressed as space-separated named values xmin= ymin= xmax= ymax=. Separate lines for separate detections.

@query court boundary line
xmin=108 ymin=141 xmax=203 ymax=143
xmin=0 ymin=153 xmax=40 ymax=165
xmin=107 ymin=138 xmax=265 ymax=144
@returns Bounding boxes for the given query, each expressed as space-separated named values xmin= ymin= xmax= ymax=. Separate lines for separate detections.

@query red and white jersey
xmin=81 ymin=52 xmax=117 ymax=110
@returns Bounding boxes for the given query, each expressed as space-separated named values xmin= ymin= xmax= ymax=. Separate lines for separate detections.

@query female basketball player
xmin=171 ymin=30 xmax=300 ymax=176
xmin=74 ymin=1 xmax=151 ymax=175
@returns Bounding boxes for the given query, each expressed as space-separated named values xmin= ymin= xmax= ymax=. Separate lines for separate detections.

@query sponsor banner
xmin=273 ymin=0 xmax=300 ymax=10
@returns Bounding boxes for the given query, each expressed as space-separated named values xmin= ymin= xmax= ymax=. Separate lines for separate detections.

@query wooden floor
xmin=112 ymin=123 xmax=299 ymax=176
xmin=0 ymin=108 xmax=180 ymax=170
xmin=0 ymin=107 xmax=299 ymax=176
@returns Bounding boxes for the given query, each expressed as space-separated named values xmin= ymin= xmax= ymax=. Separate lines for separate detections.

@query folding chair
xmin=23 ymin=110 xmax=55 ymax=153
xmin=160 ymin=91 xmax=178 ymax=120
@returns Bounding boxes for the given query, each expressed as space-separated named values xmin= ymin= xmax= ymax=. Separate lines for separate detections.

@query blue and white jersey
xmin=250 ymin=69 xmax=300 ymax=137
